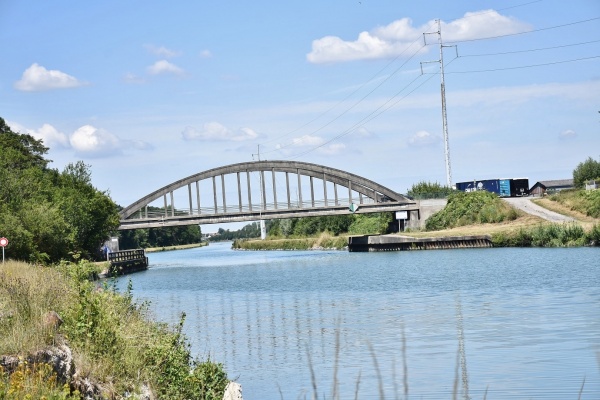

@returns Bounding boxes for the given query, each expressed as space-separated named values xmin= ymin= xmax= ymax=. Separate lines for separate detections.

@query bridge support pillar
xmin=260 ymin=220 xmax=266 ymax=240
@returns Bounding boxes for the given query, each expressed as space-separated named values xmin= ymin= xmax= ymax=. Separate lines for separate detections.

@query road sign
xmin=0 ymin=237 xmax=6 ymax=263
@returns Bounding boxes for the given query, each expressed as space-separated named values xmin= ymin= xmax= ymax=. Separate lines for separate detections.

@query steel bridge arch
xmin=119 ymin=160 xmax=414 ymax=229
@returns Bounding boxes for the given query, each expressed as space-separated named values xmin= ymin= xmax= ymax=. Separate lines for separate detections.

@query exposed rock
xmin=1 ymin=342 xmax=159 ymax=400
xmin=31 ymin=344 xmax=74 ymax=385
xmin=137 ymin=383 xmax=156 ymax=400
xmin=43 ymin=310 xmax=64 ymax=330
xmin=0 ymin=354 xmax=19 ymax=372
xmin=222 ymin=381 xmax=243 ymax=400
xmin=0 ymin=344 xmax=74 ymax=385
xmin=71 ymin=374 xmax=104 ymax=400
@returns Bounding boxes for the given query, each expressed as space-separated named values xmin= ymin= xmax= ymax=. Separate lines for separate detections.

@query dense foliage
xmin=0 ymin=118 xmax=120 ymax=263
xmin=407 ymin=181 xmax=455 ymax=199
xmin=572 ymin=156 xmax=600 ymax=188
xmin=119 ymin=225 xmax=202 ymax=249
xmin=208 ymin=222 xmax=262 ymax=241
xmin=267 ymin=213 xmax=394 ymax=238
xmin=425 ymin=191 xmax=519 ymax=231
xmin=0 ymin=260 xmax=229 ymax=399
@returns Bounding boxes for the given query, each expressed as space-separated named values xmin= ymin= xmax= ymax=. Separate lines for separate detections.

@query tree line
xmin=0 ymin=118 xmax=120 ymax=263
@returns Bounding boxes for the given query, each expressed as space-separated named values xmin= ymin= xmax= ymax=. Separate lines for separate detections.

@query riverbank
xmin=233 ymin=213 xmax=600 ymax=250
xmin=0 ymin=259 xmax=229 ymax=399
xmin=233 ymin=232 xmax=347 ymax=250
xmin=145 ymin=241 xmax=208 ymax=253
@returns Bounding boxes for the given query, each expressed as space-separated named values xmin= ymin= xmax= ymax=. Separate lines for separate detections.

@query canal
xmin=116 ymin=242 xmax=600 ymax=399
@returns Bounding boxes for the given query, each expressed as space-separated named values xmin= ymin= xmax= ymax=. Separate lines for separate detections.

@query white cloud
xmin=408 ymin=130 xmax=441 ymax=147
xmin=33 ymin=124 xmax=70 ymax=148
xmin=123 ymin=72 xmax=145 ymax=84
xmin=70 ymin=125 xmax=121 ymax=156
xmin=277 ymin=134 xmax=346 ymax=156
xmin=200 ymin=50 xmax=213 ymax=59
xmin=14 ymin=63 xmax=86 ymax=91
xmin=182 ymin=122 xmax=258 ymax=142
xmin=318 ymin=142 xmax=346 ymax=155
xmin=8 ymin=121 xmax=70 ymax=149
xmin=442 ymin=10 xmax=531 ymax=42
xmin=145 ymin=44 xmax=181 ymax=58
xmin=352 ymin=126 xmax=375 ymax=139
xmin=307 ymin=10 xmax=530 ymax=63
xmin=292 ymin=134 xmax=324 ymax=147
xmin=559 ymin=129 xmax=577 ymax=140
xmin=147 ymin=60 xmax=184 ymax=76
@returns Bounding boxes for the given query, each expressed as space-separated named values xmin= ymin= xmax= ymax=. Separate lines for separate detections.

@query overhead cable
xmin=443 ymin=55 xmax=600 ymax=74
xmin=459 ymin=39 xmax=600 ymax=57
xmin=444 ymin=16 xmax=600 ymax=44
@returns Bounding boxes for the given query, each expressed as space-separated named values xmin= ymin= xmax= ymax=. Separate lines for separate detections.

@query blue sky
xmin=2 ymin=0 xmax=599 ymax=231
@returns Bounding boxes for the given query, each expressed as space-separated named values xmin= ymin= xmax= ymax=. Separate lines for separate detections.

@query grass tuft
xmin=0 ymin=260 xmax=228 ymax=399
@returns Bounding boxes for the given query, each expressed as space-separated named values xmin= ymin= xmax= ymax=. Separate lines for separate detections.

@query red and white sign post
xmin=0 ymin=237 xmax=8 ymax=263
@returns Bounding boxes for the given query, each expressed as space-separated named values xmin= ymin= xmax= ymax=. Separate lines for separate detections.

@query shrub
xmin=586 ymin=224 xmax=600 ymax=245
xmin=492 ymin=223 xmax=593 ymax=247
xmin=348 ymin=213 xmax=393 ymax=235
xmin=426 ymin=191 xmax=518 ymax=231
xmin=407 ymin=181 xmax=455 ymax=199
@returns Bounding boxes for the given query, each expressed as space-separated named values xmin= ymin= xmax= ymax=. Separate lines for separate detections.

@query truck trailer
xmin=455 ymin=178 xmax=529 ymax=197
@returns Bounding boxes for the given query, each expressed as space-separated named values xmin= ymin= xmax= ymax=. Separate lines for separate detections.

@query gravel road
xmin=502 ymin=197 xmax=576 ymax=223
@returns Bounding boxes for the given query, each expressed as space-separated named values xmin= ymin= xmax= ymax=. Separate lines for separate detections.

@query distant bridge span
xmin=118 ymin=160 xmax=417 ymax=230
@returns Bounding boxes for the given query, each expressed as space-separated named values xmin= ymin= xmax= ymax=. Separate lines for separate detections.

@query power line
xmin=260 ymin=38 xmax=431 ymax=156
xmin=257 ymin=20 xmax=439 ymax=153
xmin=285 ymin=52 xmax=461 ymax=161
xmin=258 ymin=1 xmax=589 ymax=162
xmin=459 ymin=39 xmax=600 ymax=57
xmin=287 ymin=72 xmax=439 ymax=160
xmin=283 ymin=53 xmax=460 ymax=160
xmin=444 ymin=16 xmax=600 ymax=44
xmin=258 ymin=42 xmax=422 ymax=147
xmin=256 ymin=1 xmax=551 ymax=159
xmin=444 ymin=55 xmax=600 ymax=74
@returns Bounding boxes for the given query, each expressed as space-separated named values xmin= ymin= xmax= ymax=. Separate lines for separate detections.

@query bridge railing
xmin=108 ymin=249 xmax=146 ymax=264
xmin=126 ymin=197 xmax=377 ymax=220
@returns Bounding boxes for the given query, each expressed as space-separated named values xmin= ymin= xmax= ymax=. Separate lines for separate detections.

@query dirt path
xmin=503 ymin=197 xmax=576 ymax=223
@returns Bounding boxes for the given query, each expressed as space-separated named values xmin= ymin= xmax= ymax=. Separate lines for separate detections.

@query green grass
xmin=233 ymin=232 xmax=348 ymax=250
xmin=549 ymin=189 xmax=600 ymax=218
xmin=0 ymin=260 xmax=228 ymax=399
xmin=492 ymin=222 xmax=600 ymax=247
xmin=425 ymin=191 xmax=519 ymax=231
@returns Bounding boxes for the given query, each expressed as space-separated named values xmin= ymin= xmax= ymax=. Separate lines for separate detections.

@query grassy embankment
xmin=235 ymin=190 xmax=600 ymax=250
xmin=0 ymin=260 xmax=228 ymax=399
xmin=233 ymin=231 xmax=348 ymax=251
xmin=409 ymin=190 xmax=600 ymax=247
xmin=145 ymin=241 xmax=208 ymax=253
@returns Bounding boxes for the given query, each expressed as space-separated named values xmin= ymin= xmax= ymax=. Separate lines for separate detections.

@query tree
xmin=0 ymin=117 xmax=49 ymax=170
xmin=407 ymin=181 xmax=455 ymax=199
xmin=573 ymin=156 xmax=600 ymax=188
xmin=0 ymin=118 xmax=120 ymax=262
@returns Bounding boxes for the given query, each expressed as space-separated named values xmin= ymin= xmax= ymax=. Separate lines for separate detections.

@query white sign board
xmin=395 ymin=211 xmax=408 ymax=220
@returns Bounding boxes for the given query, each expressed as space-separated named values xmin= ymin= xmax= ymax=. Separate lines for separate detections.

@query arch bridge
xmin=118 ymin=161 xmax=417 ymax=230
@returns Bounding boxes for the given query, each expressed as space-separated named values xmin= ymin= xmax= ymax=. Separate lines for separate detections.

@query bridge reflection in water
xmin=118 ymin=160 xmax=417 ymax=230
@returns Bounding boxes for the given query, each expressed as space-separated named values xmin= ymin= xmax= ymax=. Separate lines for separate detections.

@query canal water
xmin=116 ymin=242 xmax=600 ymax=399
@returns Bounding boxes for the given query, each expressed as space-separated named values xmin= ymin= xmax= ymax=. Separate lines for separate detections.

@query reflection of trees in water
xmin=455 ymin=293 xmax=470 ymax=400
